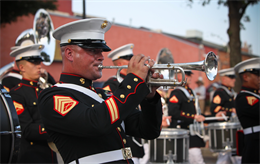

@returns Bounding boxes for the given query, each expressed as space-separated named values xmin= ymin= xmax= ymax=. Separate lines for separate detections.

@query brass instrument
xmin=99 ymin=51 xmax=218 ymax=86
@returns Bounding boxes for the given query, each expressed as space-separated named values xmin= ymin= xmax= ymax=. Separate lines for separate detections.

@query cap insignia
xmin=39 ymin=45 xmax=43 ymax=49
xmin=68 ymin=39 xmax=71 ymax=43
xmin=101 ymin=20 xmax=108 ymax=29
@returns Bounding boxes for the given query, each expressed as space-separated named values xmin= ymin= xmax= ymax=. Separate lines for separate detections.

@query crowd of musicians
xmin=0 ymin=17 xmax=259 ymax=164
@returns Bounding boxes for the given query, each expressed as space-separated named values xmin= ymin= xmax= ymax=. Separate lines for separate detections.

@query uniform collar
xmin=11 ymin=69 xmax=20 ymax=74
xmin=21 ymin=78 xmax=38 ymax=87
xmin=59 ymin=73 xmax=92 ymax=88
xmin=241 ymin=86 xmax=260 ymax=95
xmin=221 ymin=83 xmax=232 ymax=91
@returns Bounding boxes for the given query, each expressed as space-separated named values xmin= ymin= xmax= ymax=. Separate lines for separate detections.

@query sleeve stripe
xmin=105 ymin=97 xmax=119 ymax=124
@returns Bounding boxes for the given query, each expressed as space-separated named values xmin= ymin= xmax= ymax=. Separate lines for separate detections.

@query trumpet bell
xmin=204 ymin=52 xmax=218 ymax=81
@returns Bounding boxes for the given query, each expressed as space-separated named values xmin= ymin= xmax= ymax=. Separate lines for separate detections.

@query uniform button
xmin=92 ymin=104 xmax=94 ymax=107
xmin=229 ymin=99 xmax=232 ymax=101
xmin=191 ymin=114 xmax=194 ymax=117
xmin=33 ymin=102 xmax=36 ymax=105
xmin=117 ymin=127 xmax=121 ymax=132
xmin=98 ymin=93 xmax=102 ymax=98
xmin=80 ymin=78 xmax=85 ymax=84
xmin=187 ymin=113 xmax=190 ymax=116
xmin=134 ymin=78 xmax=138 ymax=82
xmin=120 ymin=94 xmax=125 ymax=99
xmin=123 ymin=139 xmax=127 ymax=144
xmin=127 ymin=85 xmax=131 ymax=89
xmin=30 ymin=142 xmax=33 ymax=145
xmin=226 ymin=108 xmax=228 ymax=111
xmin=187 ymin=100 xmax=190 ymax=103
xmin=36 ymin=88 xmax=39 ymax=91
xmin=18 ymin=84 xmax=21 ymax=86
xmin=42 ymin=128 xmax=45 ymax=131
xmin=182 ymin=112 xmax=185 ymax=115
xmin=30 ymin=81 xmax=33 ymax=85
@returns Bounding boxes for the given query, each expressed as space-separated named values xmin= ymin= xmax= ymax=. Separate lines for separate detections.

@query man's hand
xmin=127 ymin=54 xmax=163 ymax=99
xmin=216 ymin=111 xmax=226 ymax=120
xmin=194 ymin=115 xmax=205 ymax=122
xmin=127 ymin=54 xmax=152 ymax=80
xmin=162 ymin=116 xmax=172 ymax=127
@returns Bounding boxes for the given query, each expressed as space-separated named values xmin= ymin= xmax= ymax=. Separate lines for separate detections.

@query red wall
xmin=1 ymin=13 xmax=212 ymax=89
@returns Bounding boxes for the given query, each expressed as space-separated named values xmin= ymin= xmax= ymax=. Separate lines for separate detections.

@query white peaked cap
xmin=53 ymin=18 xmax=111 ymax=44
xmin=10 ymin=44 xmax=44 ymax=61
xmin=218 ymin=67 xmax=235 ymax=76
xmin=108 ymin=43 xmax=134 ymax=61
xmin=234 ymin=58 xmax=260 ymax=74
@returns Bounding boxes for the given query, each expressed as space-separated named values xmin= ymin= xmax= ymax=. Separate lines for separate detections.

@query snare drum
xmin=207 ymin=122 xmax=242 ymax=153
xmin=0 ymin=85 xmax=21 ymax=163
xmin=149 ymin=128 xmax=189 ymax=164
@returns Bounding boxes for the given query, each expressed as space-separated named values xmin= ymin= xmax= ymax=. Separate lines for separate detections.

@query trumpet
xmin=98 ymin=51 xmax=218 ymax=86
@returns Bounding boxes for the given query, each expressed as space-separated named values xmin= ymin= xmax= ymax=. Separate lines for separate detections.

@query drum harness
xmin=54 ymin=83 xmax=133 ymax=163
xmin=175 ymin=87 xmax=208 ymax=141
xmin=239 ymin=90 xmax=260 ymax=135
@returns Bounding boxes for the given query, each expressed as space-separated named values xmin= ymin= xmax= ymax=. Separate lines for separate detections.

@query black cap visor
xmin=60 ymin=39 xmax=111 ymax=52
xmin=240 ymin=68 xmax=260 ymax=76
xmin=16 ymin=56 xmax=44 ymax=63
xmin=225 ymin=75 xmax=236 ymax=79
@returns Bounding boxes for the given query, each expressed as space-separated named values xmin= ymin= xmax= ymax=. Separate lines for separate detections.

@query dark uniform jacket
xmin=10 ymin=78 xmax=57 ymax=163
xmin=103 ymin=74 xmax=145 ymax=158
xmin=235 ymin=86 xmax=260 ymax=163
xmin=168 ymin=85 xmax=205 ymax=148
xmin=1 ymin=69 xmax=22 ymax=92
xmin=210 ymin=84 xmax=236 ymax=119
xmin=2 ymin=69 xmax=56 ymax=92
xmin=38 ymin=73 xmax=162 ymax=164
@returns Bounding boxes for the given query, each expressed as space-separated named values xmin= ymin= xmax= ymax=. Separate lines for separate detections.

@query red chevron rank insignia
xmin=53 ymin=95 xmax=79 ymax=116
xmin=213 ymin=95 xmax=221 ymax=104
xmin=169 ymin=95 xmax=178 ymax=103
xmin=13 ymin=101 xmax=24 ymax=115
xmin=246 ymin=96 xmax=259 ymax=106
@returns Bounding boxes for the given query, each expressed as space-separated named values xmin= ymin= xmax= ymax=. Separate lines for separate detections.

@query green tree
xmin=188 ymin=0 xmax=259 ymax=91
xmin=0 ymin=0 xmax=57 ymax=25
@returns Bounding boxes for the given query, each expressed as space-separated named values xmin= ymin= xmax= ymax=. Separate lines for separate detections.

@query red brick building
xmin=0 ymin=0 xmax=256 ymax=90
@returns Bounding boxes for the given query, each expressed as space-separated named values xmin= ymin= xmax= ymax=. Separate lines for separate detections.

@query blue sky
xmin=72 ymin=0 xmax=260 ymax=56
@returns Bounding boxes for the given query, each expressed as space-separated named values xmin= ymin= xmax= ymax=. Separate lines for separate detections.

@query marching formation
xmin=0 ymin=9 xmax=259 ymax=164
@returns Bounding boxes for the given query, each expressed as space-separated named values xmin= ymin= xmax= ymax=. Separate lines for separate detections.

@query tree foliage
xmin=0 ymin=0 xmax=57 ymax=25
xmin=188 ymin=0 xmax=259 ymax=92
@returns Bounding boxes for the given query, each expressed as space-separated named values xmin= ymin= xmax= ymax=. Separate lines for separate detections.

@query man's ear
xmin=64 ymin=47 xmax=74 ymax=62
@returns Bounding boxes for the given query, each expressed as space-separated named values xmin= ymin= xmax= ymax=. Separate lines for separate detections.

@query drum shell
xmin=149 ymin=128 xmax=189 ymax=164
xmin=0 ymin=85 xmax=21 ymax=163
xmin=207 ymin=122 xmax=241 ymax=153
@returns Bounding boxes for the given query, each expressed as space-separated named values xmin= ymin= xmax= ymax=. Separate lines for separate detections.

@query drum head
xmin=0 ymin=85 xmax=21 ymax=163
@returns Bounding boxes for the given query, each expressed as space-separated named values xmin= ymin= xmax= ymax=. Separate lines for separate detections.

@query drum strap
xmin=3 ymin=72 xmax=22 ymax=80
xmin=175 ymin=86 xmax=194 ymax=100
xmin=219 ymin=86 xmax=236 ymax=97
xmin=240 ymin=90 xmax=260 ymax=99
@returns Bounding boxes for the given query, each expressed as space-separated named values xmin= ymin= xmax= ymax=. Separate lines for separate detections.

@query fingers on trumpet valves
xmin=144 ymin=64 xmax=151 ymax=69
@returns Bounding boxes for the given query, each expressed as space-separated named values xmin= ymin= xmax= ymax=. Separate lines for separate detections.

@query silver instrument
xmin=99 ymin=51 xmax=218 ymax=86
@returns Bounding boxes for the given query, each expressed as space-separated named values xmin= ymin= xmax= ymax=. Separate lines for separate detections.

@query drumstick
xmin=166 ymin=118 xmax=170 ymax=125
xmin=204 ymin=116 xmax=229 ymax=121
xmin=221 ymin=113 xmax=228 ymax=121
